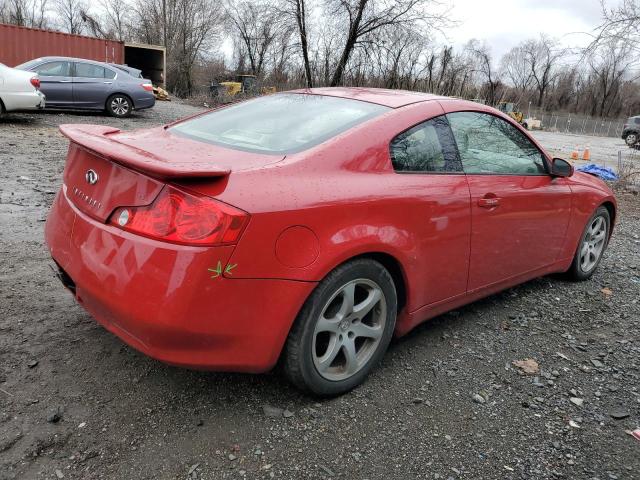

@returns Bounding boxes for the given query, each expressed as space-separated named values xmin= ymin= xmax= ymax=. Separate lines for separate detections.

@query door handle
xmin=59 ymin=80 xmax=71 ymax=83
xmin=103 ymin=81 xmax=113 ymax=84
xmin=478 ymin=195 xmax=500 ymax=208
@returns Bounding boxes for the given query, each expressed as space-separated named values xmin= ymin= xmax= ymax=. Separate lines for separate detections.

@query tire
xmin=283 ymin=259 xmax=397 ymax=396
xmin=106 ymin=94 xmax=132 ymax=118
xmin=565 ymin=206 xmax=610 ymax=281
xmin=625 ymin=133 xmax=638 ymax=147
xmin=0 ymin=98 xmax=5 ymax=117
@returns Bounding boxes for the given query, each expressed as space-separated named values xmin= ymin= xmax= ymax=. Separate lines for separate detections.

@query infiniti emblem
xmin=85 ymin=169 xmax=99 ymax=185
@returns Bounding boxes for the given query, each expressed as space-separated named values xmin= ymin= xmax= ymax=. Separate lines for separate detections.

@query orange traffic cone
xmin=570 ymin=146 xmax=579 ymax=160
xmin=582 ymin=146 xmax=590 ymax=161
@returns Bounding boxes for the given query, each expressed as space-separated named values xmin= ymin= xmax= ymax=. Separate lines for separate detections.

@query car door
xmin=31 ymin=61 xmax=73 ymax=106
xmin=389 ymin=113 xmax=471 ymax=307
xmin=445 ymin=109 xmax=572 ymax=292
xmin=72 ymin=62 xmax=115 ymax=108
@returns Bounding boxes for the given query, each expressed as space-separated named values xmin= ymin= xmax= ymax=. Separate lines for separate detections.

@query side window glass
xmin=390 ymin=116 xmax=462 ymax=173
xmin=447 ymin=111 xmax=547 ymax=175
xmin=104 ymin=68 xmax=116 ymax=79
xmin=74 ymin=63 xmax=106 ymax=78
xmin=36 ymin=61 xmax=70 ymax=77
xmin=634 ymin=118 xmax=640 ymax=125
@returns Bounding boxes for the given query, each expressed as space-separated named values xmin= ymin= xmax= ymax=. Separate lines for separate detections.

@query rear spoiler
xmin=59 ymin=124 xmax=231 ymax=179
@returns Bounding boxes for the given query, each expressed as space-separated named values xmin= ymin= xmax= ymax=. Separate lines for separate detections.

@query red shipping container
xmin=0 ymin=23 xmax=124 ymax=67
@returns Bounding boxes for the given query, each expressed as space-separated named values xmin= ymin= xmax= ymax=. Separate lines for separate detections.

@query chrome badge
xmin=85 ymin=169 xmax=99 ymax=185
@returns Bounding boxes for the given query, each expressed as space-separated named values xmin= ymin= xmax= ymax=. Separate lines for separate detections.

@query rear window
xmin=170 ymin=93 xmax=389 ymax=154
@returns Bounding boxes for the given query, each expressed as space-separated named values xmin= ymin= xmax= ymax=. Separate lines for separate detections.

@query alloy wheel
xmin=111 ymin=97 xmax=130 ymax=116
xmin=312 ymin=278 xmax=387 ymax=381
xmin=579 ymin=215 xmax=607 ymax=273
xmin=626 ymin=134 xmax=637 ymax=146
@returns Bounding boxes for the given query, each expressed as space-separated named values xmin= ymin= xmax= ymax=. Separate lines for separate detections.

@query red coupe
xmin=45 ymin=88 xmax=616 ymax=395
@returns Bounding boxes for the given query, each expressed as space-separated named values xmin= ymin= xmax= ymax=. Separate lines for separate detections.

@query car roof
xmin=28 ymin=56 xmax=114 ymax=68
xmin=288 ymin=87 xmax=448 ymax=108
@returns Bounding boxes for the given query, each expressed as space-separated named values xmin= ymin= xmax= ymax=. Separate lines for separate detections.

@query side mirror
xmin=550 ymin=158 xmax=574 ymax=177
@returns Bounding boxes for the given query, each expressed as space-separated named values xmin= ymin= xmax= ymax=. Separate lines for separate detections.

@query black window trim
xmin=446 ymin=109 xmax=552 ymax=177
xmin=388 ymin=113 xmax=465 ymax=175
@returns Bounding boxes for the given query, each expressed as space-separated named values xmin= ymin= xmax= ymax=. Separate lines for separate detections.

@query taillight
xmin=109 ymin=186 xmax=249 ymax=246
xmin=141 ymin=83 xmax=154 ymax=92
xmin=30 ymin=77 xmax=40 ymax=89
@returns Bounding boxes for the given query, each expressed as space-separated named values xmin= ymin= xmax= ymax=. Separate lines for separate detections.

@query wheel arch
xmin=601 ymin=200 xmax=616 ymax=239
xmin=315 ymin=250 xmax=409 ymax=315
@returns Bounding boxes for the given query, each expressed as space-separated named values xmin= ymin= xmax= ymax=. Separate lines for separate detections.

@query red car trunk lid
xmin=63 ymin=143 xmax=164 ymax=222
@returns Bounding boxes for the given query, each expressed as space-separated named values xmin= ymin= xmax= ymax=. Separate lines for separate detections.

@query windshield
xmin=170 ymin=93 xmax=389 ymax=154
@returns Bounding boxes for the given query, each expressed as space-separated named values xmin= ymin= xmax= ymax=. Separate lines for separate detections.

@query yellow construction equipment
xmin=211 ymin=74 xmax=276 ymax=97
xmin=497 ymin=102 xmax=524 ymax=124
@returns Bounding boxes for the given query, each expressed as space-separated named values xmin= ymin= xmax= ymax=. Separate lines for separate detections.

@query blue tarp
xmin=576 ymin=164 xmax=619 ymax=181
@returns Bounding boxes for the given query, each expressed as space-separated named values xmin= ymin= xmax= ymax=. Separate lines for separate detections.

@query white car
xmin=0 ymin=62 xmax=45 ymax=115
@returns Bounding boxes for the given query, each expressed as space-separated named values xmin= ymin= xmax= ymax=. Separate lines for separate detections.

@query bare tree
xmin=521 ymin=35 xmax=563 ymax=107
xmin=129 ymin=0 xmax=224 ymax=96
xmin=281 ymin=0 xmax=313 ymax=87
xmin=226 ymin=0 xmax=284 ymax=77
xmin=591 ymin=0 xmax=640 ymax=57
xmin=54 ymin=0 xmax=85 ymax=34
xmin=501 ymin=43 xmax=532 ymax=93
xmin=0 ymin=0 xmax=49 ymax=28
xmin=466 ymin=40 xmax=501 ymax=105
xmin=326 ymin=0 xmax=447 ymax=86
xmin=98 ymin=0 xmax=130 ymax=41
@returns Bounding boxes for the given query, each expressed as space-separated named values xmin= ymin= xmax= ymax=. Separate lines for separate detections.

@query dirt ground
xmin=1 ymin=103 xmax=639 ymax=480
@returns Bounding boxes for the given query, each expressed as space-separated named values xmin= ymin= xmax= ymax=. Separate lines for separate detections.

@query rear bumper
xmin=133 ymin=94 xmax=155 ymax=110
xmin=2 ymin=90 xmax=45 ymax=111
xmin=45 ymin=187 xmax=315 ymax=372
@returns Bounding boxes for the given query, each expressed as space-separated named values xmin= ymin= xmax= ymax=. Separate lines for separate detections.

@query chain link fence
xmin=616 ymin=147 xmax=640 ymax=187
xmin=526 ymin=109 xmax=627 ymax=139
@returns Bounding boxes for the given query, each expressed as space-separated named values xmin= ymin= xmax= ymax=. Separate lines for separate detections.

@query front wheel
xmin=283 ymin=259 xmax=397 ymax=396
xmin=565 ymin=206 xmax=610 ymax=281
xmin=625 ymin=133 xmax=638 ymax=146
xmin=106 ymin=94 xmax=132 ymax=118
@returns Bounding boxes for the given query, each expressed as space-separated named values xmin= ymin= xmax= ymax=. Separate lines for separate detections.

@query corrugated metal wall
xmin=0 ymin=23 xmax=124 ymax=67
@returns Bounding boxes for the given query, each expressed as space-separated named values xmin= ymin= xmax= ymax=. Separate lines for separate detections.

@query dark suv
xmin=622 ymin=115 xmax=640 ymax=147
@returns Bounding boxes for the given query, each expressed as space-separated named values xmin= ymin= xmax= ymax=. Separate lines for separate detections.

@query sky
xmin=443 ymin=0 xmax=613 ymax=59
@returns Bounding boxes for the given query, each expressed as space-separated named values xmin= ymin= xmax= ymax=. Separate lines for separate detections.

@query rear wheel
xmin=565 ymin=206 xmax=610 ymax=281
xmin=106 ymin=94 xmax=132 ymax=118
xmin=283 ymin=259 xmax=397 ymax=396
xmin=625 ymin=133 xmax=638 ymax=146
xmin=0 ymin=98 xmax=5 ymax=117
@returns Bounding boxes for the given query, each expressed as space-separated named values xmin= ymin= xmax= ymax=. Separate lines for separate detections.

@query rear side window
xmin=635 ymin=118 xmax=640 ymax=125
xmin=74 ymin=63 xmax=107 ymax=79
xmin=104 ymin=68 xmax=117 ymax=79
xmin=170 ymin=93 xmax=389 ymax=154
xmin=390 ymin=116 xmax=462 ymax=173
xmin=35 ymin=61 xmax=71 ymax=77
xmin=447 ymin=111 xmax=547 ymax=175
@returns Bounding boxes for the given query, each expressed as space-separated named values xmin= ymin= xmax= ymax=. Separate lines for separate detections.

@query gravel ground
xmin=530 ymin=131 xmax=636 ymax=172
xmin=1 ymin=102 xmax=639 ymax=480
